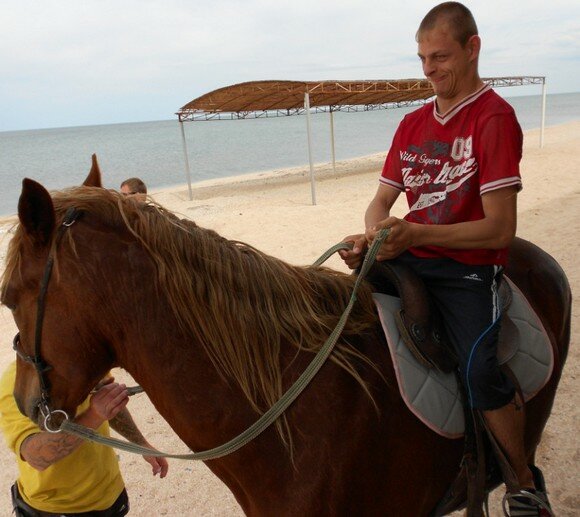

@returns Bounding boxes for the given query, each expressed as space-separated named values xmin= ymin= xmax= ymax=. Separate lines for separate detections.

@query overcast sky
xmin=1 ymin=0 xmax=579 ymax=131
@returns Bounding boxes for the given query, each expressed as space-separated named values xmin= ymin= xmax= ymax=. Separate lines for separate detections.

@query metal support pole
xmin=304 ymin=92 xmax=316 ymax=205
xmin=329 ymin=108 xmax=336 ymax=174
xmin=179 ymin=120 xmax=193 ymax=200
xmin=540 ymin=80 xmax=547 ymax=148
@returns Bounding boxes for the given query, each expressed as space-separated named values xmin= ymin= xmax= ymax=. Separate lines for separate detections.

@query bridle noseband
xmin=12 ymin=207 xmax=81 ymax=432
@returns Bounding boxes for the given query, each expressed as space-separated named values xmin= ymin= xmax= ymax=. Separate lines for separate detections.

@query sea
xmin=1 ymin=91 xmax=579 ymax=217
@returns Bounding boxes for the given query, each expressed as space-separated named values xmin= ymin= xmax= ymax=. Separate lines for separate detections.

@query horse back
xmin=506 ymin=237 xmax=571 ymax=371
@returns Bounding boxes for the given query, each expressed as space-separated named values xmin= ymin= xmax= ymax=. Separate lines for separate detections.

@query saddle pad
xmin=373 ymin=279 xmax=553 ymax=439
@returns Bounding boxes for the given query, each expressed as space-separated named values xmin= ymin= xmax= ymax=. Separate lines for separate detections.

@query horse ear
xmin=82 ymin=154 xmax=103 ymax=187
xmin=18 ymin=179 xmax=56 ymax=247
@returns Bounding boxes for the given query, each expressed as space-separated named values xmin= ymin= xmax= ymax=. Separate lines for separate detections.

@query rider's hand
xmin=366 ymin=217 xmax=415 ymax=261
xmin=338 ymin=234 xmax=368 ymax=270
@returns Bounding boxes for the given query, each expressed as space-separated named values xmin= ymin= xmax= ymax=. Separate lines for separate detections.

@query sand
xmin=0 ymin=121 xmax=578 ymax=516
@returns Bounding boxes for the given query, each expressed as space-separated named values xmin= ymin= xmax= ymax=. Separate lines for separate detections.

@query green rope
xmin=311 ymin=241 xmax=352 ymax=267
xmin=61 ymin=228 xmax=390 ymax=460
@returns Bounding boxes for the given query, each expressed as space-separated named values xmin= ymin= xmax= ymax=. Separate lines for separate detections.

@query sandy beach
xmin=0 ymin=121 xmax=578 ymax=516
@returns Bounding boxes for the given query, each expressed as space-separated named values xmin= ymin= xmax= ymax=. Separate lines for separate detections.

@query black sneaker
xmin=529 ymin=464 xmax=553 ymax=515
xmin=505 ymin=465 xmax=553 ymax=516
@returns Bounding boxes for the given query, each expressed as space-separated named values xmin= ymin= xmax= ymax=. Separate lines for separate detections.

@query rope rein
xmin=59 ymin=229 xmax=390 ymax=460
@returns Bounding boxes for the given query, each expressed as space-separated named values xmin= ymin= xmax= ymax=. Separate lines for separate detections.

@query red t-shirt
xmin=381 ymin=85 xmax=523 ymax=265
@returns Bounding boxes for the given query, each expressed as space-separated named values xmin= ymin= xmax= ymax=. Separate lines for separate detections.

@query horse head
xmin=0 ymin=155 xmax=126 ymax=427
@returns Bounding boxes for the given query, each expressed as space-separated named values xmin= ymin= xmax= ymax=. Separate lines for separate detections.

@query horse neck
xmin=106 ymin=296 xmax=262 ymax=454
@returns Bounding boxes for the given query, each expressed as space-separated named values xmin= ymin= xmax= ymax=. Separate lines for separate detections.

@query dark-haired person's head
xmin=416 ymin=2 xmax=482 ymax=109
xmin=120 ymin=178 xmax=147 ymax=203
xmin=416 ymin=2 xmax=478 ymax=47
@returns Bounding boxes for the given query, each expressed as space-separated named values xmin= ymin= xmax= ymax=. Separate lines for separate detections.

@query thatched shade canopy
xmin=177 ymin=77 xmax=545 ymax=121
xmin=175 ymin=76 xmax=546 ymax=204
xmin=177 ymin=79 xmax=434 ymax=119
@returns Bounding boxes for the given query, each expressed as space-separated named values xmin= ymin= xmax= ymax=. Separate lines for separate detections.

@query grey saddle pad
xmin=373 ymin=277 xmax=553 ymax=439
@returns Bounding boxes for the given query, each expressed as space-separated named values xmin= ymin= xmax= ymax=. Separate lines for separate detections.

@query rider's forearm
xmin=411 ymin=217 xmax=516 ymax=250
xmin=364 ymin=197 xmax=391 ymax=229
xmin=20 ymin=409 xmax=106 ymax=470
xmin=403 ymin=186 xmax=518 ymax=251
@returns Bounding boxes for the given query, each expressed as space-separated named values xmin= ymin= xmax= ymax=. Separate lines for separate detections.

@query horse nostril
xmin=30 ymin=401 xmax=41 ymax=424
xmin=32 ymin=406 xmax=40 ymax=426
xmin=14 ymin=393 xmax=27 ymax=417
xmin=20 ymin=397 xmax=43 ymax=427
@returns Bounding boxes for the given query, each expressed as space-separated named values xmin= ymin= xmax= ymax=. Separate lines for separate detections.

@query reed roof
xmin=177 ymin=77 xmax=545 ymax=121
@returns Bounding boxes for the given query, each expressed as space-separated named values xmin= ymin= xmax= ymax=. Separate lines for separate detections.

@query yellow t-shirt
xmin=0 ymin=362 xmax=126 ymax=513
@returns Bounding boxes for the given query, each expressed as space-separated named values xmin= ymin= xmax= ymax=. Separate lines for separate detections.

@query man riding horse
xmin=340 ymin=2 xmax=551 ymax=514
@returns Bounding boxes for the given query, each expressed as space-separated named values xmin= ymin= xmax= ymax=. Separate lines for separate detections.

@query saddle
xmin=364 ymin=260 xmax=512 ymax=374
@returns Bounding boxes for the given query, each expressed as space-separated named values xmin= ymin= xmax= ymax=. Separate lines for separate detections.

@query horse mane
xmin=2 ymin=186 xmax=380 ymax=444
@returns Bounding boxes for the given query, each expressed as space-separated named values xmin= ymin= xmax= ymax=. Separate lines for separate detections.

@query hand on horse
xmin=87 ymin=377 xmax=130 ymax=424
xmin=338 ymin=233 xmax=368 ymax=270
xmin=142 ymin=453 xmax=169 ymax=478
xmin=366 ymin=217 xmax=415 ymax=261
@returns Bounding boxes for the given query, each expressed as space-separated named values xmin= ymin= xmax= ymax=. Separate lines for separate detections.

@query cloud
xmin=1 ymin=0 xmax=579 ymax=130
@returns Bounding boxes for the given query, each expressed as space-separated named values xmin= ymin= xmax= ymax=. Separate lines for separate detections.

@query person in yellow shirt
xmin=0 ymin=361 xmax=169 ymax=516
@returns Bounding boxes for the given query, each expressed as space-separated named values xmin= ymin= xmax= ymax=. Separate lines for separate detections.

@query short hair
xmin=120 ymin=177 xmax=147 ymax=194
xmin=416 ymin=2 xmax=478 ymax=47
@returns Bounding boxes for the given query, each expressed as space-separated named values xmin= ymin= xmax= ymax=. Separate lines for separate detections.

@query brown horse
xmin=1 ymin=165 xmax=571 ymax=516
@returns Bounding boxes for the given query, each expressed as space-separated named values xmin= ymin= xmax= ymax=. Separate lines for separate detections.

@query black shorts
xmin=11 ymin=483 xmax=129 ymax=517
xmin=392 ymin=252 xmax=515 ymax=410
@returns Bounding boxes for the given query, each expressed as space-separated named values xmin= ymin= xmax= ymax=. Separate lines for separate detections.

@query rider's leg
xmin=483 ymin=393 xmax=534 ymax=488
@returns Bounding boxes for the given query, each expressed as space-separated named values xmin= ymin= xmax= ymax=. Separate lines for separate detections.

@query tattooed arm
xmin=108 ymin=408 xmax=145 ymax=443
xmin=21 ymin=430 xmax=87 ymax=470
xmin=110 ymin=409 xmax=169 ymax=478
xmin=20 ymin=379 xmax=129 ymax=471
xmin=21 ymin=379 xmax=168 ymax=477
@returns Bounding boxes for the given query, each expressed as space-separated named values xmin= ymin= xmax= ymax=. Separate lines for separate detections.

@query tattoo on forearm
xmin=110 ymin=409 xmax=147 ymax=444
xmin=23 ymin=433 xmax=84 ymax=470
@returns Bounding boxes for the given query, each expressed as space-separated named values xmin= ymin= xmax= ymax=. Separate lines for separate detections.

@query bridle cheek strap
xmin=31 ymin=207 xmax=81 ymax=425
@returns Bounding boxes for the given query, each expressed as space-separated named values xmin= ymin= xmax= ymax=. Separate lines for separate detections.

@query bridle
xmin=12 ymin=207 xmax=81 ymax=432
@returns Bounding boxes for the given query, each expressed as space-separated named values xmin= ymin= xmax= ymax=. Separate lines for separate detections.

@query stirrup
xmin=502 ymin=489 xmax=554 ymax=516
xmin=502 ymin=463 xmax=554 ymax=516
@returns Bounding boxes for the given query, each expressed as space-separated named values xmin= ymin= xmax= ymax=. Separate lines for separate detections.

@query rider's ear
xmin=18 ymin=178 xmax=56 ymax=247
xmin=82 ymin=153 xmax=103 ymax=188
